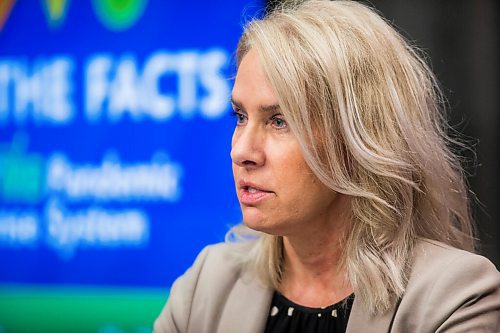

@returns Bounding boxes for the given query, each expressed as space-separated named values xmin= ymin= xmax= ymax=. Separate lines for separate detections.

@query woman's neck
xmin=278 ymin=197 xmax=353 ymax=307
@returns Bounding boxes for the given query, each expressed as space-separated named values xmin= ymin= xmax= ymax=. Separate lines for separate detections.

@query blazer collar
xmin=217 ymin=275 xmax=398 ymax=333
xmin=216 ymin=273 xmax=273 ymax=333
xmin=346 ymin=296 xmax=399 ymax=333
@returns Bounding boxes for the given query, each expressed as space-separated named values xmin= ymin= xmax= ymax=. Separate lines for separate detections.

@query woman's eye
xmin=231 ymin=111 xmax=247 ymax=125
xmin=271 ymin=117 xmax=287 ymax=129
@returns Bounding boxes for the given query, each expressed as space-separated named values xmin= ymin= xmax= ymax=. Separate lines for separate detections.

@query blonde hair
xmin=230 ymin=0 xmax=475 ymax=314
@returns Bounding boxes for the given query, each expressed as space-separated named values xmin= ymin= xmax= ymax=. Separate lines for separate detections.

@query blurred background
xmin=0 ymin=1 xmax=498 ymax=332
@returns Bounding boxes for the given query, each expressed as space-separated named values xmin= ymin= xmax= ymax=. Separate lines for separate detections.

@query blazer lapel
xmin=216 ymin=275 xmax=273 ymax=333
xmin=346 ymin=296 xmax=398 ymax=333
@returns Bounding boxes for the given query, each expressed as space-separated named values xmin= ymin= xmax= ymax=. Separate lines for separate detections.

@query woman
xmin=154 ymin=1 xmax=500 ymax=332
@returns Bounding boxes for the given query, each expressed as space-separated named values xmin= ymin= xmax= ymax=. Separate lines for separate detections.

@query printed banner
xmin=0 ymin=1 xmax=262 ymax=331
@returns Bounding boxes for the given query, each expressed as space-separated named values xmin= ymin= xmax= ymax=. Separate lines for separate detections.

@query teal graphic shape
xmin=0 ymin=133 xmax=44 ymax=203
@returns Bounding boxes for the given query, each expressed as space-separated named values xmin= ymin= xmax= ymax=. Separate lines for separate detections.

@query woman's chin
xmin=242 ymin=218 xmax=266 ymax=233
xmin=242 ymin=217 xmax=281 ymax=236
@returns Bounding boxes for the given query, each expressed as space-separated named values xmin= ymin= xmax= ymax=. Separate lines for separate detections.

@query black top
xmin=263 ymin=292 xmax=354 ymax=333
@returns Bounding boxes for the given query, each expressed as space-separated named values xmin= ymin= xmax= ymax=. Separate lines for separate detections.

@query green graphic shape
xmin=42 ymin=0 xmax=71 ymax=28
xmin=92 ymin=0 xmax=148 ymax=31
xmin=0 ymin=134 xmax=44 ymax=203
xmin=0 ymin=285 xmax=168 ymax=333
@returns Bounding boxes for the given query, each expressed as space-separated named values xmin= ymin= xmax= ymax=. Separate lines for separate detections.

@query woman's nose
xmin=230 ymin=126 xmax=265 ymax=169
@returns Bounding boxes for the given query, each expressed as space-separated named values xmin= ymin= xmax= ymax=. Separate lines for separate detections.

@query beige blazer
xmin=154 ymin=239 xmax=500 ymax=332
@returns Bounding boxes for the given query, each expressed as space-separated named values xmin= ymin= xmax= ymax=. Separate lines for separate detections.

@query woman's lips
xmin=240 ymin=187 xmax=273 ymax=205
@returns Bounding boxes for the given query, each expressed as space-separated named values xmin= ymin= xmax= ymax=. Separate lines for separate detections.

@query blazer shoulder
xmin=392 ymin=239 xmax=500 ymax=332
xmin=203 ymin=241 xmax=255 ymax=271
xmin=412 ymin=239 xmax=500 ymax=288
xmin=414 ymin=238 xmax=498 ymax=270
xmin=154 ymin=241 xmax=257 ymax=333
xmin=192 ymin=241 xmax=256 ymax=290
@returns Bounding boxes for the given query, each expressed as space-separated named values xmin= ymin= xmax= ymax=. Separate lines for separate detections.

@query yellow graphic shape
xmin=42 ymin=0 xmax=71 ymax=28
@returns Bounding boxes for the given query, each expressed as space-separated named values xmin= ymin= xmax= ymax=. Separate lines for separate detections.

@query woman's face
xmin=231 ymin=49 xmax=342 ymax=236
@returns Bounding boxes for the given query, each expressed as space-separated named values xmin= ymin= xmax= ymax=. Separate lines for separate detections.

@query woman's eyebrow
xmin=230 ymin=96 xmax=243 ymax=109
xmin=230 ymin=96 xmax=280 ymax=113
xmin=259 ymin=104 xmax=281 ymax=113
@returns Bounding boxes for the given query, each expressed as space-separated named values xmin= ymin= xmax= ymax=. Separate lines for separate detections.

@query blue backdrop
xmin=0 ymin=0 xmax=262 ymax=289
